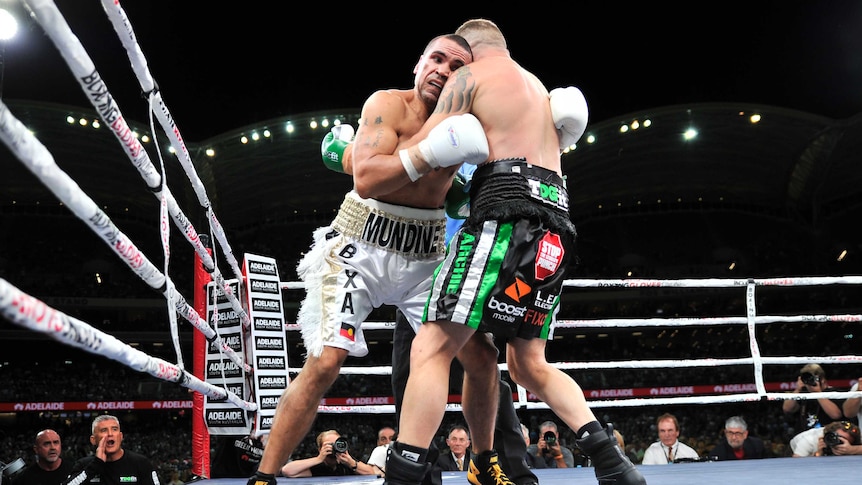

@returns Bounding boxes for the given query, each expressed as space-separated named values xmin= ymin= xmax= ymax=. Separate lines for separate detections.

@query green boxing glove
xmin=321 ymin=124 xmax=354 ymax=173
xmin=445 ymin=171 xmax=471 ymax=219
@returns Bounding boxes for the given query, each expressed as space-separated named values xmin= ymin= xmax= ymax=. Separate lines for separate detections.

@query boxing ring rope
xmin=98 ymin=0 xmax=248 ymax=296
xmin=1 ymin=0 xmax=255 ymax=407
xmin=22 ymin=0 xmax=254 ymax=358
xmin=279 ymin=276 xmax=862 ymax=413
xmin=0 ymin=104 xmax=255 ymax=411
xmin=0 ymin=277 xmax=244 ymax=405
xmin=23 ymin=0 xmax=252 ymax=342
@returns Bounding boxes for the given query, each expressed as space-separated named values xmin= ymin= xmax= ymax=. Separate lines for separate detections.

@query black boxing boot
xmin=246 ymin=471 xmax=277 ymax=485
xmin=576 ymin=423 xmax=646 ymax=485
xmin=467 ymin=450 xmax=515 ymax=485
xmin=383 ymin=441 xmax=431 ymax=485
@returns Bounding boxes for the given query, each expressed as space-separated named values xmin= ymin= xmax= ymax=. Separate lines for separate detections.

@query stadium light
xmin=0 ymin=8 xmax=16 ymax=100
xmin=0 ymin=9 xmax=17 ymax=41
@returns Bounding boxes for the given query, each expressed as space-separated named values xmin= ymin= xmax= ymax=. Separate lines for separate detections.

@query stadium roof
xmin=4 ymin=100 xmax=861 ymax=242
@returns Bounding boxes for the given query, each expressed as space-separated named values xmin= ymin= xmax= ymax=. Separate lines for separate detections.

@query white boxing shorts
xmin=296 ymin=190 xmax=446 ymax=358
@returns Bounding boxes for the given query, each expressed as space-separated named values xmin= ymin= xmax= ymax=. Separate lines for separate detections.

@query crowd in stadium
xmin=1 ymin=353 xmax=859 ymax=482
xmin=1 ymin=201 xmax=860 ymax=483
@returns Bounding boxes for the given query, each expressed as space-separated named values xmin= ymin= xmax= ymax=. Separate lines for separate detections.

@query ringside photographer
xmin=280 ymin=430 xmax=377 ymax=477
xmin=782 ymin=364 xmax=846 ymax=432
xmin=525 ymin=420 xmax=574 ymax=468
xmin=790 ymin=420 xmax=861 ymax=457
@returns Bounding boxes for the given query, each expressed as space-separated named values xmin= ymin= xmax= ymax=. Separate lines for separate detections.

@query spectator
xmin=641 ymin=413 xmax=699 ymax=464
xmin=707 ymin=416 xmax=768 ymax=460
xmin=365 ymin=427 xmax=396 ymax=476
xmin=525 ymin=420 xmax=575 ymax=468
xmin=61 ymin=414 xmax=160 ymax=485
xmin=376 ymin=426 xmax=397 ymax=449
xmin=366 ymin=443 xmax=390 ymax=476
xmin=11 ymin=429 xmax=73 ymax=485
xmin=164 ymin=469 xmax=184 ymax=485
xmin=842 ymin=377 xmax=862 ymax=424
xmin=435 ymin=425 xmax=471 ymax=471
xmin=519 ymin=423 xmax=546 ymax=470
xmin=790 ymin=420 xmax=861 ymax=457
xmin=782 ymin=364 xmax=845 ymax=431
xmin=280 ymin=429 xmax=376 ymax=477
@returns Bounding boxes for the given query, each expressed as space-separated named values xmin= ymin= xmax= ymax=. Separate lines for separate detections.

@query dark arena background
xmin=2 ymin=2 xmax=862 ymax=484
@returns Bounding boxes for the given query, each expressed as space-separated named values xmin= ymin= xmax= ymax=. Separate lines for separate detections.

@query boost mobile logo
xmin=504 ymin=278 xmax=531 ymax=303
xmin=487 ymin=296 xmax=527 ymax=316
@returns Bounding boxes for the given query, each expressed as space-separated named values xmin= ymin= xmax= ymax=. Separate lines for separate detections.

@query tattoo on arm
xmin=371 ymin=116 xmax=384 ymax=147
xmin=355 ymin=116 xmax=385 ymax=148
xmin=434 ymin=68 xmax=475 ymax=114
xmin=371 ymin=128 xmax=384 ymax=148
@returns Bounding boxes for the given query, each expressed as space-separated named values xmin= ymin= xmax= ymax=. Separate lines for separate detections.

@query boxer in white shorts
xmin=297 ymin=191 xmax=446 ymax=358
xmin=248 ymin=33 xmax=490 ymax=485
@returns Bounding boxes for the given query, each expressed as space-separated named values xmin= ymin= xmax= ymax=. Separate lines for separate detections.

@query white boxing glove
xmin=418 ymin=113 xmax=489 ymax=168
xmin=398 ymin=113 xmax=489 ymax=181
xmin=549 ymin=86 xmax=589 ymax=150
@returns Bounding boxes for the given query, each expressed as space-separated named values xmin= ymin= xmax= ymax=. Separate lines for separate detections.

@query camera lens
xmin=332 ymin=437 xmax=349 ymax=454
xmin=824 ymin=431 xmax=842 ymax=447
xmin=800 ymin=372 xmax=820 ymax=386
xmin=543 ymin=431 xmax=557 ymax=446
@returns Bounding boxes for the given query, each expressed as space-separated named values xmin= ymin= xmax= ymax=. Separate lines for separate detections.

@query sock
xmin=577 ymin=420 xmax=603 ymax=439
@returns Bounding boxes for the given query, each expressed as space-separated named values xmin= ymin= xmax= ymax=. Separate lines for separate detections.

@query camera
xmin=800 ymin=372 xmax=820 ymax=387
xmin=824 ymin=431 xmax=842 ymax=447
xmin=543 ymin=431 xmax=557 ymax=448
xmin=331 ymin=437 xmax=349 ymax=455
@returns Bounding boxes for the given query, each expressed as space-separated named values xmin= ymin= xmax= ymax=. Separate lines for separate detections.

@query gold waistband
xmin=332 ymin=192 xmax=446 ymax=258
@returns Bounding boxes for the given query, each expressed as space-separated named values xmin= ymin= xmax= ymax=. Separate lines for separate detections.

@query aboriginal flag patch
xmin=340 ymin=323 xmax=356 ymax=341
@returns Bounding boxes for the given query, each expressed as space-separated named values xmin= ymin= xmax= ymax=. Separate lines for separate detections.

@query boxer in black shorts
xmin=385 ymin=19 xmax=645 ymax=485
